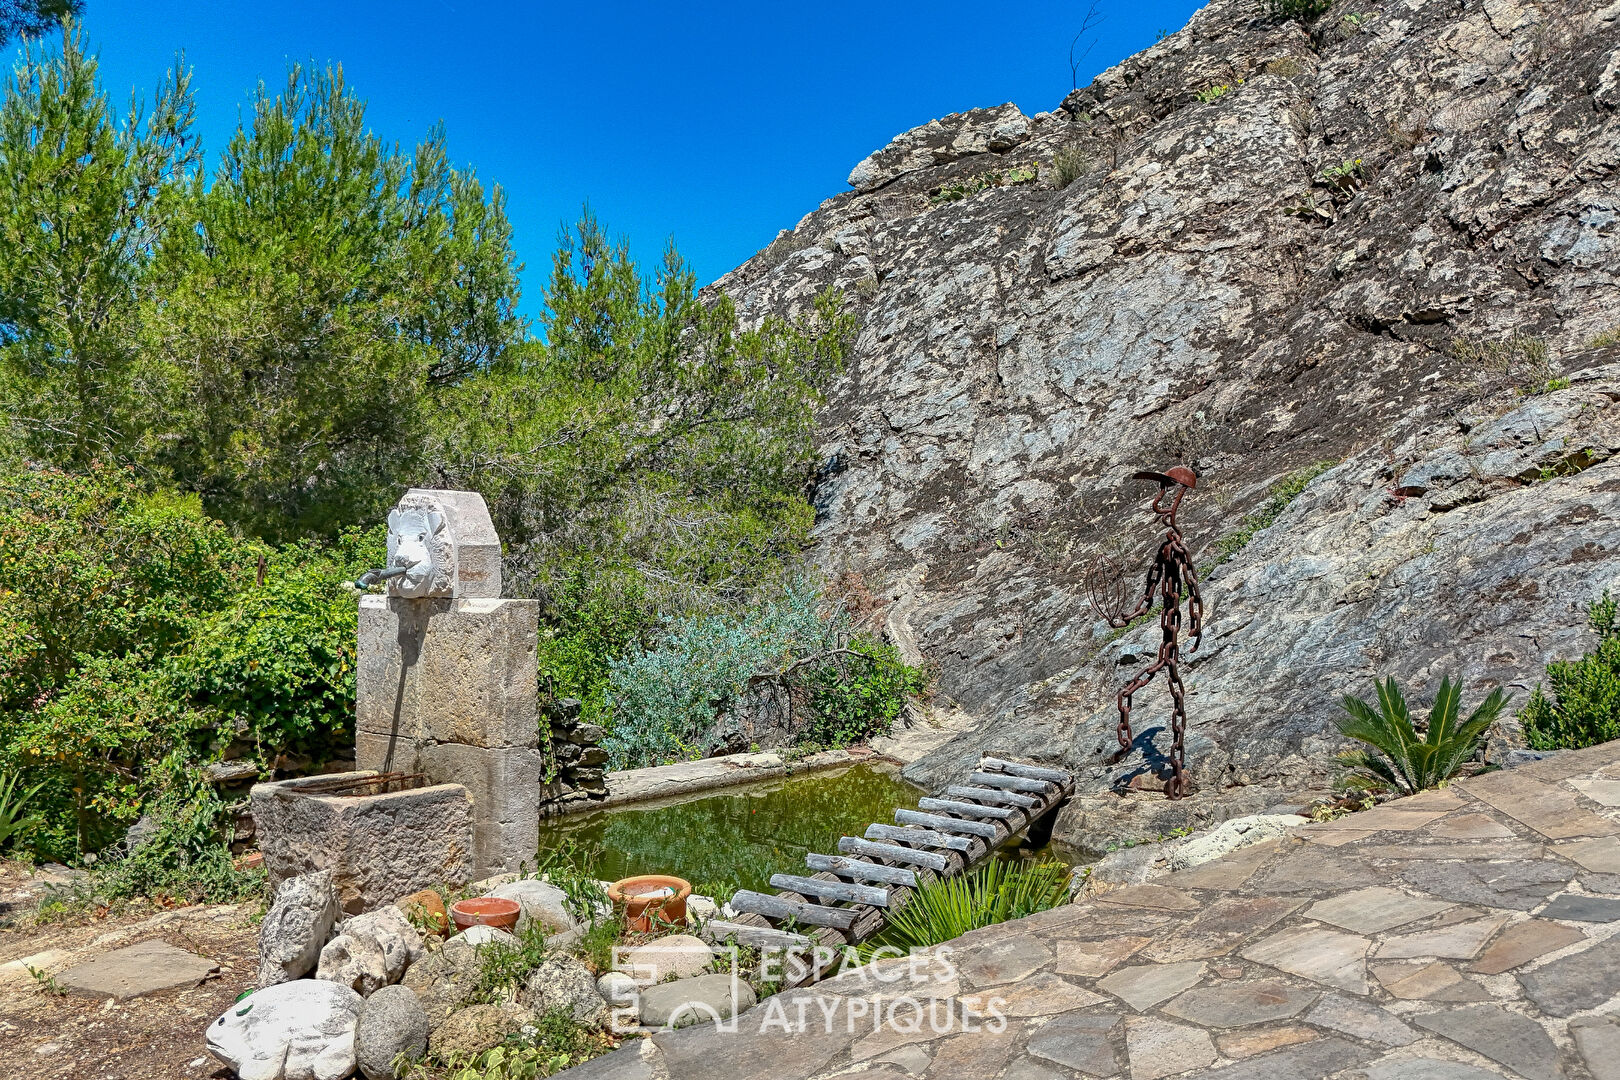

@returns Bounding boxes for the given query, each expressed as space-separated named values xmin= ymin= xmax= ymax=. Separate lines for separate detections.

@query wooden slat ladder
xmin=701 ymin=753 xmax=1075 ymax=988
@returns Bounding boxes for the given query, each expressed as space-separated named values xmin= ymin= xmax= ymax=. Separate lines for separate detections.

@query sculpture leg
xmin=1110 ymin=657 xmax=1164 ymax=765
xmin=1166 ymin=663 xmax=1189 ymax=799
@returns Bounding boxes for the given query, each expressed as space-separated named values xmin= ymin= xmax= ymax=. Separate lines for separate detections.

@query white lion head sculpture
xmin=376 ymin=489 xmax=501 ymax=599
xmin=386 ymin=494 xmax=455 ymax=598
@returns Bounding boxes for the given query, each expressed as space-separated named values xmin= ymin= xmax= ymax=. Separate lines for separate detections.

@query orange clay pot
xmin=450 ymin=896 xmax=521 ymax=933
xmin=398 ymin=889 xmax=449 ymax=936
xmin=607 ymin=875 xmax=692 ymax=933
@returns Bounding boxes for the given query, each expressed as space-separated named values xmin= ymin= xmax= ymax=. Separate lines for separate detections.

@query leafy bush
xmin=931 ymin=164 xmax=1039 ymax=204
xmin=1521 ymin=593 xmax=1620 ymax=750
xmin=602 ymin=584 xmax=841 ymax=768
xmin=473 ymin=918 xmax=552 ymax=1004
xmin=1205 ymin=461 xmax=1333 ymax=570
xmin=90 ymin=761 xmax=264 ymax=905
xmin=1267 ymin=0 xmax=1333 ymax=23
xmin=599 ymin=582 xmax=927 ymax=766
xmin=861 ymin=860 xmax=1067 ymax=957
xmin=801 ymin=638 xmax=927 ymax=748
xmin=418 ymin=1008 xmax=611 ymax=1078
xmin=1334 ymin=675 xmax=1508 ymax=794
xmin=0 ymin=463 xmax=375 ymax=860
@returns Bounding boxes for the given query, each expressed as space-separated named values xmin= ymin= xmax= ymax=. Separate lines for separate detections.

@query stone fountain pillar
xmin=353 ymin=489 xmax=541 ymax=879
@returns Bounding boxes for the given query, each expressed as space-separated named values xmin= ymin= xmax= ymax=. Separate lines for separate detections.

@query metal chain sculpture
xmin=1085 ymin=466 xmax=1204 ymax=799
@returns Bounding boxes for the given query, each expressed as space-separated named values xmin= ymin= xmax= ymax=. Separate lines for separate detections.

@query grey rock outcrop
xmin=257 ymin=871 xmax=338 ymax=988
xmin=711 ymin=0 xmax=1620 ymax=848
xmin=356 ymin=985 xmax=429 ymax=1080
xmin=848 ymin=103 xmax=1034 ymax=193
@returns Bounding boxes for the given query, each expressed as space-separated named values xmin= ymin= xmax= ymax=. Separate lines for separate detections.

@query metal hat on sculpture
xmin=357 ymin=489 xmax=502 ymax=598
xmin=1083 ymin=464 xmax=1205 ymax=800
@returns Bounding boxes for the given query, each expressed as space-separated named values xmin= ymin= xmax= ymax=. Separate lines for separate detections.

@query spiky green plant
xmin=1521 ymin=592 xmax=1620 ymax=750
xmin=1334 ymin=676 xmax=1508 ymax=794
xmin=859 ymin=860 xmax=1067 ymax=958
xmin=0 ymin=771 xmax=45 ymax=853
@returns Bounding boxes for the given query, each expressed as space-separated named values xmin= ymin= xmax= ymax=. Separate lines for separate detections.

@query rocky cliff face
xmin=710 ymin=0 xmax=1620 ymax=851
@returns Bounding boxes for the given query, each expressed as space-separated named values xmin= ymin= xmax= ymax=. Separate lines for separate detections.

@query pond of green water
xmin=536 ymin=762 xmax=1078 ymax=895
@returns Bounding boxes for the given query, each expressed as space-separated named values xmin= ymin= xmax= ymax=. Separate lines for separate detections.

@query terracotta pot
xmin=607 ymin=875 xmax=692 ymax=933
xmin=450 ymin=896 xmax=521 ymax=933
xmin=398 ymin=889 xmax=449 ymax=935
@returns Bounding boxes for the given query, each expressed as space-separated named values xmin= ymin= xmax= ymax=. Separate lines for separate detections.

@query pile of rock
xmin=211 ymin=872 xmax=756 ymax=1079
xmin=538 ymin=698 xmax=610 ymax=814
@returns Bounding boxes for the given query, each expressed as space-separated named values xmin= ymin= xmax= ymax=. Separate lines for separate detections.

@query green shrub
xmin=601 ymin=583 xmax=842 ymax=768
xmin=177 ymin=529 xmax=378 ymax=762
xmin=1521 ymin=592 xmax=1620 ymax=750
xmin=418 ymin=1008 xmax=609 ymax=1078
xmin=1052 ymin=143 xmax=1091 ymax=188
xmin=0 ymin=463 xmax=375 ymax=860
xmin=860 ymin=860 xmax=1067 ymax=957
xmin=801 ymin=638 xmax=927 ymax=748
xmin=1267 ymin=0 xmax=1333 ymax=23
xmin=1334 ymin=675 xmax=1508 ymax=794
xmin=473 ymin=918 xmax=552 ymax=1004
xmin=89 ymin=760 xmax=264 ymax=905
xmin=1205 ymin=461 xmax=1333 ymax=570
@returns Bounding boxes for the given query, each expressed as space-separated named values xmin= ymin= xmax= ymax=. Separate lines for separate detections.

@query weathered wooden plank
xmin=730 ymin=889 xmax=857 ymax=930
xmin=918 ymin=797 xmax=1018 ymax=821
xmin=981 ymin=757 xmax=1072 ymax=784
xmin=771 ymin=873 xmax=890 ymax=908
xmin=837 ymin=836 xmax=949 ymax=872
xmin=969 ymin=770 xmax=1051 ymax=794
xmin=895 ymin=808 xmax=1000 ymax=840
xmin=806 ymin=853 xmax=918 ymax=888
xmin=866 ymin=823 xmax=975 ymax=853
xmin=946 ymin=784 xmax=1040 ymax=809
xmin=702 ymin=920 xmax=814 ymax=950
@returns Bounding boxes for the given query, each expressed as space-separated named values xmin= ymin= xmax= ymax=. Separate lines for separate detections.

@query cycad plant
xmin=859 ymin=859 xmax=1067 ymax=959
xmin=1334 ymin=676 xmax=1509 ymax=794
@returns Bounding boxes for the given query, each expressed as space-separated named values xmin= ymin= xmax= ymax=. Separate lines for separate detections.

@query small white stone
xmin=459 ymin=924 xmax=518 ymax=948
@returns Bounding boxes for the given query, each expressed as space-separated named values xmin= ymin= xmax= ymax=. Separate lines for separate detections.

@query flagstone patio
xmin=563 ymin=741 xmax=1620 ymax=1080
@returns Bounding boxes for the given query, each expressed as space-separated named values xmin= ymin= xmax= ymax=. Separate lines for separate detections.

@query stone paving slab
xmin=558 ymin=741 xmax=1620 ymax=1080
xmin=55 ymin=937 xmax=219 ymax=1001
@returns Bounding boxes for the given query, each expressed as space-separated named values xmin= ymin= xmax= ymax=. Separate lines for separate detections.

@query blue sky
xmin=13 ymin=1 xmax=1201 ymax=321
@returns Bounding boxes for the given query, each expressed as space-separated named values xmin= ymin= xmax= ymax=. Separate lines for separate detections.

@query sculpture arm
xmin=1108 ymin=558 xmax=1162 ymax=628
